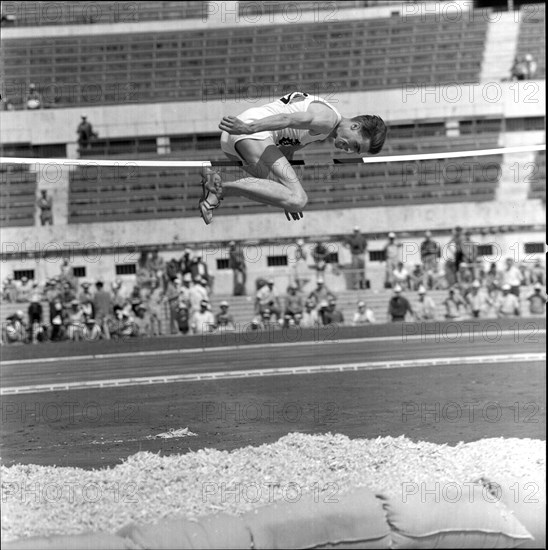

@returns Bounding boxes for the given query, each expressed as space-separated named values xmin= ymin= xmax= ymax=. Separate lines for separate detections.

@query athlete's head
xmin=334 ymin=115 xmax=387 ymax=155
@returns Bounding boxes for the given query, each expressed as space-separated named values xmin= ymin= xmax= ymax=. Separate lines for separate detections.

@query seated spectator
xmin=44 ymin=278 xmax=60 ymax=303
xmin=26 ymin=83 xmax=42 ymax=109
xmin=530 ymin=259 xmax=545 ymax=286
xmin=443 ymin=287 xmax=467 ymax=320
xmin=496 ymin=284 xmax=521 ymax=318
xmin=388 ymin=284 xmax=413 ymax=323
xmin=191 ymin=300 xmax=215 ymax=335
xmin=300 ymin=299 xmax=320 ymax=328
xmin=49 ymin=298 xmax=67 ymax=341
xmin=307 ymin=277 xmax=335 ymax=308
xmin=60 ymin=281 xmax=77 ymax=308
xmin=251 ymin=308 xmax=279 ymax=331
xmin=414 ymin=286 xmax=436 ymax=321
xmin=110 ymin=306 xmax=137 ymax=339
xmin=527 ymin=283 xmax=546 ymax=316
xmin=255 ymin=278 xmax=282 ymax=321
xmin=485 ymin=262 xmax=500 ymax=298
xmin=409 ymin=264 xmax=424 ymax=291
xmin=457 ymin=262 xmax=474 ymax=289
xmin=352 ymin=301 xmax=375 ymax=325
xmin=189 ymin=277 xmax=209 ymax=314
xmin=111 ymin=278 xmax=126 ymax=307
xmin=501 ymin=257 xmax=523 ymax=297
xmin=176 ymin=300 xmax=190 ymax=335
xmin=2 ymin=311 xmax=26 ymax=344
xmin=133 ymin=305 xmax=151 ymax=337
xmin=66 ymin=300 xmax=85 ymax=341
xmin=465 ymin=280 xmax=493 ymax=318
xmin=16 ymin=276 xmax=33 ymax=303
xmin=80 ymin=294 xmax=95 ymax=321
xmin=2 ymin=276 xmax=17 ymax=302
xmin=83 ymin=318 xmax=102 ymax=341
xmin=215 ymin=301 xmax=236 ymax=331
xmin=312 ymin=241 xmax=329 ymax=278
xmin=388 ymin=285 xmax=413 ymax=322
xmin=392 ymin=261 xmax=411 ymax=290
xmin=284 ymin=283 xmax=304 ymax=320
xmin=322 ymin=297 xmax=344 ymax=326
xmin=78 ymin=281 xmax=94 ymax=303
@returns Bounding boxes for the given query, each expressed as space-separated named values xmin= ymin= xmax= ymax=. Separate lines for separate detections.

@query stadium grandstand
xmin=0 ymin=2 xmax=546 ymax=547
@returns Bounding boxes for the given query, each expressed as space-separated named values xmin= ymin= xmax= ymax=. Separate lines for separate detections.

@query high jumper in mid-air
xmin=199 ymin=91 xmax=387 ymax=224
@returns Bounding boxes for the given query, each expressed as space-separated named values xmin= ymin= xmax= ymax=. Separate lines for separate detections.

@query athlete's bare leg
xmin=200 ymin=137 xmax=307 ymax=224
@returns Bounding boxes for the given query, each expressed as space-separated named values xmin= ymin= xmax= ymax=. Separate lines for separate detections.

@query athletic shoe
xmin=199 ymin=169 xmax=223 ymax=225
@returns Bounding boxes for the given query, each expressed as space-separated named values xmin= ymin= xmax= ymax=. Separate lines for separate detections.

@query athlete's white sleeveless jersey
xmin=246 ymin=91 xmax=342 ymax=147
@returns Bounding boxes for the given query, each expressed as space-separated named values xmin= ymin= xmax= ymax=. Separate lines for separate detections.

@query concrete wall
xmin=1 ymin=82 xmax=545 ymax=146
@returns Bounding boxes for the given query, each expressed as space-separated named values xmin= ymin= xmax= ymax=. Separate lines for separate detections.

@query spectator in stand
xmin=179 ymin=273 xmax=192 ymax=308
xmin=312 ymin=241 xmax=329 ymax=279
xmin=465 ymin=280 xmax=493 ymax=318
xmin=462 ymin=230 xmax=478 ymax=278
xmin=190 ymin=255 xmax=210 ymax=286
xmin=16 ymin=276 xmax=33 ymax=303
xmin=78 ymin=281 xmax=94 ymax=303
xmin=133 ymin=305 xmax=151 ymax=337
xmin=443 ymin=287 xmax=467 ymax=320
xmin=420 ymin=231 xmax=440 ymax=289
xmin=149 ymin=249 xmax=166 ymax=279
xmin=388 ymin=284 xmax=413 ymax=322
xmin=392 ymin=261 xmax=411 ymax=291
xmin=322 ymin=297 xmax=344 ymax=326
xmin=2 ymin=311 xmax=26 ymax=344
xmin=83 ymin=318 xmax=102 ymax=341
xmin=165 ymin=277 xmax=182 ymax=334
xmin=384 ymin=232 xmax=400 ymax=288
xmin=2 ymin=276 xmax=17 ymax=302
xmin=59 ymin=259 xmax=76 ymax=289
xmin=410 ymin=264 xmax=424 ymax=291
xmin=527 ymin=283 xmax=546 ymax=316
xmin=27 ymin=294 xmax=43 ymax=344
xmin=414 ymin=286 xmax=436 ymax=322
xmin=93 ymin=280 xmax=112 ymax=339
xmin=191 ymin=300 xmax=215 ymax=335
xmin=228 ymin=241 xmax=246 ymax=296
xmin=284 ymin=283 xmax=304 ymax=321
xmin=530 ymin=259 xmax=545 ymax=286
xmin=485 ymin=262 xmax=500 ymax=298
xmin=457 ymin=262 xmax=475 ymax=289
xmin=501 ymin=257 xmax=523 ymax=297
xmin=67 ymin=300 xmax=85 ymax=341
xmin=345 ymin=226 xmax=368 ymax=290
xmin=189 ymin=276 xmax=209 ymax=314
xmin=215 ymin=301 xmax=236 ymax=331
xmin=80 ymin=293 xmax=95 ymax=321
xmin=352 ymin=301 xmax=375 ymax=325
xmin=307 ymin=277 xmax=334 ymax=308
xmin=60 ymin=280 xmax=77 ymax=308
xmin=292 ymin=238 xmax=308 ymax=290
xmin=110 ymin=306 xmax=137 ymax=339
xmin=300 ymin=299 xmax=321 ymax=328
xmin=36 ymin=190 xmax=53 ymax=226
xmin=76 ymin=114 xmax=97 ymax=153
xmin=50 ymin=298 xmax=66 ymax=341
xmin=496 ymin=283 xmax=521 ymax=318
xmin=26 ymin=83 xmax=42 ymax=109
xmin=148 ymin=278 xmax=165 ymax=336
xmin=180 ymin=249 xmax=193 ymax=279
xmin=110 ymin=278 xmax=126 ymax=307
xmin=176 ymin=300 xmax=190 ymax=335
xmin=255 ymin=278 xmax=282 ymax=321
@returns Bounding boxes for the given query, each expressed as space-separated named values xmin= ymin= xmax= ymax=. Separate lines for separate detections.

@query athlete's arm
xmin=219 ymin=103 xmax=335 ymax=135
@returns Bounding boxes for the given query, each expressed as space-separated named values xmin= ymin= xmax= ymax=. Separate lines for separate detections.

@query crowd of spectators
xmin=2 ymin=234 xmax=545 ymax=344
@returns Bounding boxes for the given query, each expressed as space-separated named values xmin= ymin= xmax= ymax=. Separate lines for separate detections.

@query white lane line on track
xmin=1 ymin=353 xmax=544 ymax=395
xmin=2 ymin=329 xmax=545 ymax=367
